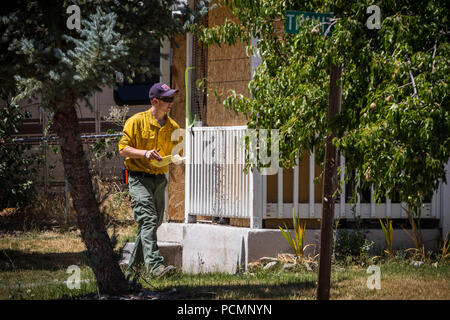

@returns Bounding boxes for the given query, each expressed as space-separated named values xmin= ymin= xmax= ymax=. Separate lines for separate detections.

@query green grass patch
xmin=0 ymin=267 xmax=96 ymax=300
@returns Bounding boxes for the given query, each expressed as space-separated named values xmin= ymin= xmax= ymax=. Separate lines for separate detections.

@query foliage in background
xmin=10 ymin=105 xmax=131 ymax=231
xmin=88 ymin=105 xmax=128 ymax=162
xmin=88 ymin=105 xmax=131 ymax=222
xmin=192 ymin=0 xmax=450 ymax=219
xmin=0 ymin=101 xmax=40 ymax=210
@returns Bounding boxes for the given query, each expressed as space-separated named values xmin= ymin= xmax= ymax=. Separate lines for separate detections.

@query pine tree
xmin=0 ymin=0 xmax=207 ymax=295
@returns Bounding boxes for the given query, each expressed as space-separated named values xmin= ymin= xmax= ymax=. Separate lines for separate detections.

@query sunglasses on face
xmin=156 ymin=96 xmax=174 ymax=103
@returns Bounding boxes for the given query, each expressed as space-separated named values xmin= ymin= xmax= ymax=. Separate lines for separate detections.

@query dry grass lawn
xmin=332 ymin=275 xmax=450 ymax=300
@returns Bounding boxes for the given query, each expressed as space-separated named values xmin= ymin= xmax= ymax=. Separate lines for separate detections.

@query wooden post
xmin=317 ymin=62 xmax=342 ymax=300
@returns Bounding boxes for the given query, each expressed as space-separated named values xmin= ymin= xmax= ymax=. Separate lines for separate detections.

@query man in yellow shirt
xmin=118 ymin=82 xmax=181 ymax=280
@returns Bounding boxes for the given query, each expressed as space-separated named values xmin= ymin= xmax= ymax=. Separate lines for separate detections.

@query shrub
xmin=0 ymin=102 xmax=39 ymax=210
xmin=334 ymin=228 xmax=374 ymax=264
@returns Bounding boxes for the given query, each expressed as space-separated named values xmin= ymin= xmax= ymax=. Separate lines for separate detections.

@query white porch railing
xmin=185 ymin=126 xmax=443 ymax=228
xmin=186 ymin=126 xmax=252 ymax=220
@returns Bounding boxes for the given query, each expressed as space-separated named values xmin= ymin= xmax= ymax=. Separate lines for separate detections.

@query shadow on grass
xmin=0 ymin=249 xmax=89 ymax=271
xmin=149 ymin=274 xmax=320 ymax=300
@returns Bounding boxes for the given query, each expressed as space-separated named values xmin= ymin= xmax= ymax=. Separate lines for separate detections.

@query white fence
xmin=185 ymin=126 xmax=443 ymax=228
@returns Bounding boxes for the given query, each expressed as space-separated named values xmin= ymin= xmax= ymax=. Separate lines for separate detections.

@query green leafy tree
xmin=0 ymin=0 xmax=208 ymax=294
xmin=194 ymin=0 xmax=449 ymax=232
xmin=192 ymin=0 xmax=449 ymax=297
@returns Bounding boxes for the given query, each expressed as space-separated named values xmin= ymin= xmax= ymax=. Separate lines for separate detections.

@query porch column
xmin=250 ymin=168 xmax=263 ymax=229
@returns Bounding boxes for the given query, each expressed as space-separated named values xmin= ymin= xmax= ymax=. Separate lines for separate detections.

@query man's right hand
xmin=145 ymin=149 xmax=162 ymax=161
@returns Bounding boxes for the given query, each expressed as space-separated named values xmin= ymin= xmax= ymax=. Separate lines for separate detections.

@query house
xmin=164 ymin=4 xmax=450 ymax=273
xmin=8 ymin=2 xmax=450 ymax=274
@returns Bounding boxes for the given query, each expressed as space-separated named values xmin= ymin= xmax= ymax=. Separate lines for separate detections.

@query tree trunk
xmin=51 ymin=99 xmax=129 ymax=295
xmin=317 ymin=63 xmax=342 ymax=300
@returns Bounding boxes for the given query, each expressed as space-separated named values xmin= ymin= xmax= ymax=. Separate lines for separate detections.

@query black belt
xmin=128 ymin=170 xmax=165 ymax=178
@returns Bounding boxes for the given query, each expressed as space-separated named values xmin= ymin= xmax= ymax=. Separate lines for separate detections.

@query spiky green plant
xmin=279 ymin=209 xmax=312 ymax=259
xmin=440 ymin=232 xmax=450 ymax=263
xmin=379 ymin=218 xmax=394 ymax=259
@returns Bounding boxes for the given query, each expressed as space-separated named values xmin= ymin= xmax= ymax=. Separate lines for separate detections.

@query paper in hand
xmin=150 ymin=154 xmax=185 ymax=167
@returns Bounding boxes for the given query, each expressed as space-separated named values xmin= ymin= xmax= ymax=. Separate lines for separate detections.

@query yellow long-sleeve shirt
xmin=118 ymin=109 xmax=182 ymax=174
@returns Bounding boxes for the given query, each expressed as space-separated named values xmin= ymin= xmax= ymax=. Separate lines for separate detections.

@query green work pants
xmin=126 ymin=173 xmax=167 ymax=275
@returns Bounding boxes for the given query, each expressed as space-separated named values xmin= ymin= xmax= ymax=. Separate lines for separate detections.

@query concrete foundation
xmin=152 ymin=222 xmax=442 ymax=274
xmin=120 ymin=241 xmax=183 ymax=269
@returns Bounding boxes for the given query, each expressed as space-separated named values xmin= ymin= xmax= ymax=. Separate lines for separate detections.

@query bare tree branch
xmin=398 ymin=82 xmax=412 ymax=89
xmin=406 ymin=56 xmax=417 ymax=99
xmin=432 ymin=40 xmax=437 ymax=74
xmin=323 ymin=19 xmax=337 ymax=38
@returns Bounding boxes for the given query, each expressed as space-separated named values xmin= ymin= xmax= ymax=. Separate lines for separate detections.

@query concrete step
xmin=119 ymin=241 xmax=183 ymax=269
